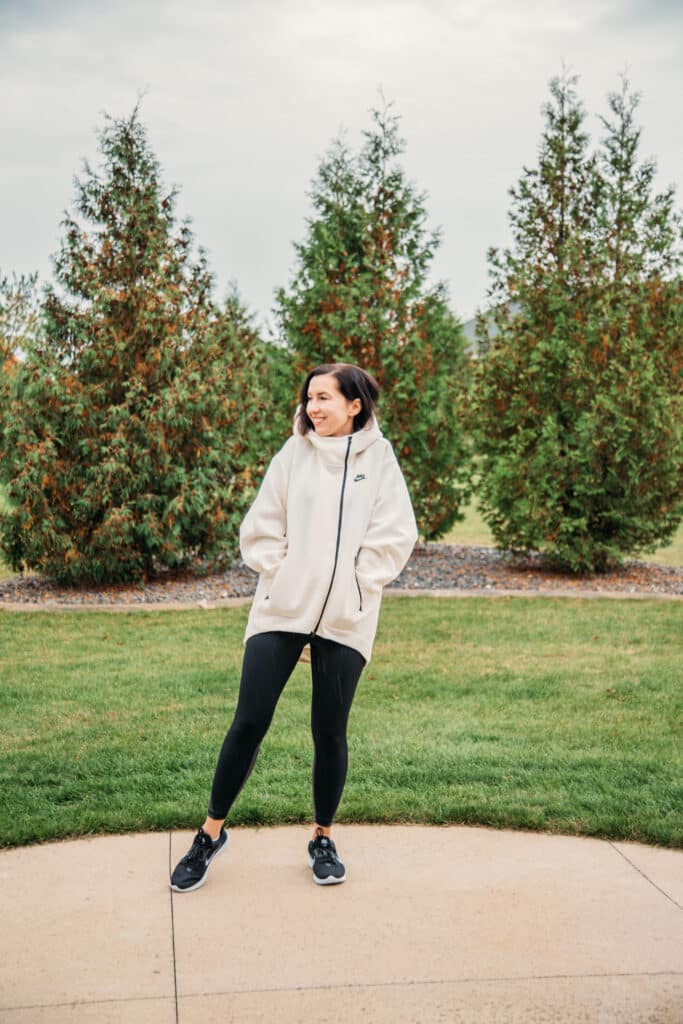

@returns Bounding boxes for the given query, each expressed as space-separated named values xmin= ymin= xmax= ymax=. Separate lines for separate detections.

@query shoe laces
xmin=313 ymin=837 xmax=338 ymax=865
xmin=184 ymin=830 xmax=212 ymax=867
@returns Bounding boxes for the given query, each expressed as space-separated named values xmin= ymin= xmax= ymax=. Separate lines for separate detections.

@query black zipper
xmin=354 ymin=560 xmax=363 ymax=612
xmin=311 ymin=435 xmax=352 ymax=635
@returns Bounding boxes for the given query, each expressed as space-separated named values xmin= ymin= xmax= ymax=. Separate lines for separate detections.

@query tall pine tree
xmin=469 ymin=72 xmax=682 ymax=572
xmin=276 ymin=100 xmax=473 ymax=539
xmin=0 ymin=104 xmax=268 ymax=583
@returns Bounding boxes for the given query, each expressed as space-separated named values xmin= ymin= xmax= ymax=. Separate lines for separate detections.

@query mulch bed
xmin=0 ymin=543 xmax=680 ymax=608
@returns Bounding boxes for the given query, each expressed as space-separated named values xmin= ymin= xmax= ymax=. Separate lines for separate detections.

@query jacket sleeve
xmin=239 ymin=446 xmax=290 ymax=575
xmin=355 ymin=443 xmax=419 ymax=591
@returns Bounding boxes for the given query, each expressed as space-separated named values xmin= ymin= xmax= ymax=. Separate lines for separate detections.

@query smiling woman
xmin=169 ymin=360 xmax=419 ymax=894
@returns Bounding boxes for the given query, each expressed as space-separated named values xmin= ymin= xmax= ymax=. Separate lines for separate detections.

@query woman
xmin=170 ymin=362 xmax=418 ymax=892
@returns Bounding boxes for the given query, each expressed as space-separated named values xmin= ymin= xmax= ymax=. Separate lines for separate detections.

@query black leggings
xmin=207 ymin=631 xmax=366 ymax=827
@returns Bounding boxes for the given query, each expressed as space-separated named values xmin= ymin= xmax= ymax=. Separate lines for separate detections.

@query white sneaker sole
xmin=308 ymin=854 xmax=346 ymax=884
xmin=170 ymin=832 xmax=229 ymax=893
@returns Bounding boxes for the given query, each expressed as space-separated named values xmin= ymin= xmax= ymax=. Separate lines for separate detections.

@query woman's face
xmin=306 ymin=374 xmax=362 ymax=437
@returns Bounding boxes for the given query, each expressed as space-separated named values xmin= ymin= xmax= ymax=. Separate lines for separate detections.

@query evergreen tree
xmin=586 ymin=79 xmax=683 ymax=562
xmin=0 ymin=104 xmax=268 ymax=583
xmin=469 ymin=72 xmax=682 ymax=572
xmin=259 ymin=335 xmax=300 ymax=447
xmin=276 ymin=101 xmax=473 ymax=539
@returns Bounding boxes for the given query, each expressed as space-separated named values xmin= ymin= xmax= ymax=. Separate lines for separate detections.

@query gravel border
xmin=0 ymin=543 xmax=680 ymax=610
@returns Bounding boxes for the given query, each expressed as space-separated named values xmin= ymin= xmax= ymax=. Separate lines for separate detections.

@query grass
xmin=1 ymin=597 xmax=680 ymax=849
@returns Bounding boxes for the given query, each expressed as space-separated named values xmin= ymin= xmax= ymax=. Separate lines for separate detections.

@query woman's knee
xmin=228 ymin=713 xmax=270 ymax=749
xmin=312 ymin=728 xmax=347 ymax=756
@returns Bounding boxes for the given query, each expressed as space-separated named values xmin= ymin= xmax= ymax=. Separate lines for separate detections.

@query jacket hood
xmin=292 ymin=403 xmax=383 ymax=457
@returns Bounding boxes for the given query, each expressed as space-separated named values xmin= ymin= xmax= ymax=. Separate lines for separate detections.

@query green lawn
xmin=1 ymin=598 xmax=680 ymax=849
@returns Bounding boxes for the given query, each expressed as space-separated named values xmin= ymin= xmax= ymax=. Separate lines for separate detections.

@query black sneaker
xmin=170 ymin=826 xmax=229 ymax=893
xmin=307 ymin=834 xmax=346 ymax=885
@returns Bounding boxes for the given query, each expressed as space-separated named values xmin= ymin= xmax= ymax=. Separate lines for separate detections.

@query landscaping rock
xmin=0 ymin=543 xmax=680 ymax=607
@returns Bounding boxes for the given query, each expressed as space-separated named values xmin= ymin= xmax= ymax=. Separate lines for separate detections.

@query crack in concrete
xmin=0 ymin=995 xmax=176 ymax=1012
xmin=608 ymin=841 xmax=682 ymax=911
xmin=168 ymin=832 xmax=180 ymax=1024
xmin=4 ymin=971 xmax=682 ymax=1012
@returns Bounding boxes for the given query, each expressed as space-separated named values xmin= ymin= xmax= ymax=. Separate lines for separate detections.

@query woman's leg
xmin=204 ymin=631 xmax=307 ymax=834
xmin=309 ymin=636 xmax=366 ymax=835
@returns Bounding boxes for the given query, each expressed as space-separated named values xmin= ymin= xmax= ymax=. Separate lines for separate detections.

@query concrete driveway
xmin=1 ymin=824 xmax=681 ymax=1022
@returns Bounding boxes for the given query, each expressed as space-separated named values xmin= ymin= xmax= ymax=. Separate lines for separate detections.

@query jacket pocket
xmin=322 ymin=558 xmax=367 ymax=633
xmin=258 ymin=565 xmax=278 ymax=606
xmin=265 ymin=556 xmax=320 ymax=619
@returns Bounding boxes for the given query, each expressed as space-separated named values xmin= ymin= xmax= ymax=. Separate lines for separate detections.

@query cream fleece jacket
xmin=239 ymin=406 xmax=419 ymax=665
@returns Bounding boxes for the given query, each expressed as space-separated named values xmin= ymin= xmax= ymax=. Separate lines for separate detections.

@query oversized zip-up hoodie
xmin=239 ymin=406 xmax=419 ymax=665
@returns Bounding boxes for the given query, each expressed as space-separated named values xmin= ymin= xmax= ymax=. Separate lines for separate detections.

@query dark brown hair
xmin=296 ymin=363 xmax=380 ymax=435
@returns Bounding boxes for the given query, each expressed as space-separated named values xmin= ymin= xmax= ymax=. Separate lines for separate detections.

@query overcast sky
xmin=1 ymin=0 xmax=681 ymax=337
